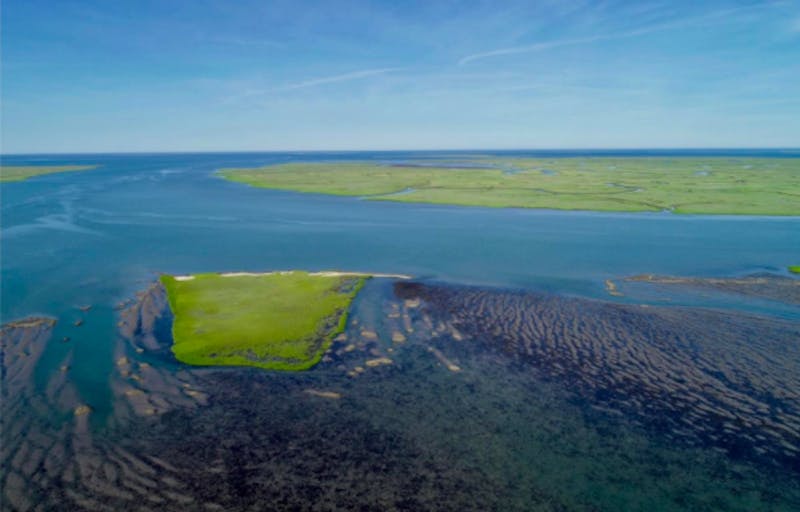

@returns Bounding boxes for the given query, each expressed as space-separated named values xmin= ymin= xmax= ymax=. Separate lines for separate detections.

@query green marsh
xmin=160 ymin=271 xmax=368 ymax=371
xmin=0 ymin=165 xmax=97 ymax=182
xmin=219 ymin=157 xmax=800 ymax=215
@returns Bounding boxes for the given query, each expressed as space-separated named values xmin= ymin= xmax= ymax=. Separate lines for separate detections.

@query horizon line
xmin=2 ymin=146 xmax=799 ymax=157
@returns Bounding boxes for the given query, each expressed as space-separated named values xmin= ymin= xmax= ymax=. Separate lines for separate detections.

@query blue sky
xmin=2 ymin=0 xmax=799 ymax=153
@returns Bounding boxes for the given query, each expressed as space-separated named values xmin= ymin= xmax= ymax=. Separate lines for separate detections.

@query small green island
xmin=790 ymin=266 xmax=800 ymax=275
xmin=218 ymin=157 xmax=800 ymax=215
xmin=161 ymin=271 xmax=369 ymax=371
xmin=0 ymin=165 xmax=98 ymax=182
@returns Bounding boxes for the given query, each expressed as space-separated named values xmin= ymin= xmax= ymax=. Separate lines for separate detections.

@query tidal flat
xmin=625 ymin=274 xmax=800 ymax=305
xmin=2 ymin=150 xmax=799 ymax=511
xmin=218 ymin=157 xmax=800 ymax=215
xmin=2 ymin=276 xmax=800 ymax=511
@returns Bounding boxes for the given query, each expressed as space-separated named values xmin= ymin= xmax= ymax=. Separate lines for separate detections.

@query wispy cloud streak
xmin=221 ymin=67 xmax=401 ymax=104
xmin=459 ymin=34 xmax=615 ymax=65
xmin=275 ymin=68 xmax=401 ymax=91
xmin=207 ymin=36 xmax=285 ymax=48
xmin=459 ymin=2 xmax=788 ymax=65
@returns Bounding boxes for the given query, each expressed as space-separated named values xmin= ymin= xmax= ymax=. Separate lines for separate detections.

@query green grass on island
xmin=0 ymin=165 xmax=98 ymax=182
xmin=790 ymin=266 xmax=800 ymax=275
xmin=218 ymin=157 xmax=800 ymax=215
xmin=160 ymin=271 xmax=368 ymax=371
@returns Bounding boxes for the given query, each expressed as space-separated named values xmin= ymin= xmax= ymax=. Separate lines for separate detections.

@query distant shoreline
xmin=217 ymin=157 xmax=800 ymax=216
xmin=2 ymin=148 xmax=799 ymax=158
xmin=0 ymin=164 xmax=98 ymax=182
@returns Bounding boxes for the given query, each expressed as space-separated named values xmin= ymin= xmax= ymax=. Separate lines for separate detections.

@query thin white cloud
xmin=208 ymin=36 xmax=285 ymax=48
xmin=221 ymin=67 xmax=401 ymax=104
xmin=459 ymin=2 xmax=788 ymax=65
xmin=459 ymin=34 xmax=613 ymax=65
xmin=275 ymin=68 xmax=401 ymax=91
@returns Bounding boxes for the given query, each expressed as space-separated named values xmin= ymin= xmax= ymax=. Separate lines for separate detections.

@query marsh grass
xmin=219 ymin=157 xmax=800 ymax=215
xmin=0 ymin=165 xmax=97 ymax=182
xmin=161 ymin=272 xmax=367 ymax=371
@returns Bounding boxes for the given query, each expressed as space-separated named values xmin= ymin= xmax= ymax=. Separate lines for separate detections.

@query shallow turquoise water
xmin=1 ymin=151 xmax=799 ymax=510
xmin=2 ymin=152 xmax=799 ymax=402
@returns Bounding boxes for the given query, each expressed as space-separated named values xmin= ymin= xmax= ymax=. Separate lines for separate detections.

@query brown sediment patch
xmin=365 ymin=357 xmax=393 ymax=368
xmin=626 ymin=274 xmax=800 ymax=304
xmin=404 ymin=298 xmax=420 ymax=308
xmin=402 ymin=313 xmax=414 ymax=333
xmin=304 ymin=389 xmax=343 ymax=400
xmin=427 ymin=346 xmax=461 ymax=372
xmin=2 ymin=295 xmax=220 ymax=510
xmin=394 ymin=281 xmax=800 ymax=470
xmin=1 ymin=317 xmax=106 ymax=510
xmin=360 ymin=329 xmax=378 ymax=341
xmin=116 ymin=281 xmax=173 ymax=352
xmin=1 ymin=317 xmax=56 ymax=397
xmin=110 ymin=282 xmax=207 ymax=423
xmin=605 ymin=279 xmax=623 ymax=296
xmin=74 ymin=405 xmax=92 ymax=416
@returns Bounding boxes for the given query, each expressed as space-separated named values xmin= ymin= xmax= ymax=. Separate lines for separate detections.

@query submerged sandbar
xmin=626 ymin=273 xmax=800 ymax=305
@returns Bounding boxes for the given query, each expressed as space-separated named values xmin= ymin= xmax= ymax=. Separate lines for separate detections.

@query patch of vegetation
xmin=161 ymin=271 xmax=368 ymax=371
xmin=790 ymin=266 xmax=800 ymax=274
xmin=218 ymin=157 xmax=800 ymax=215
xmin=0 ymin=165 xmax=98 ymax=182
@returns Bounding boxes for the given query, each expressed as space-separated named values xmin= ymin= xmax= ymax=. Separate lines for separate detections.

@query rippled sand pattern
xmin=1 ymin=317 xmax=83 ymax=511
xmin=0 ymin=293 xmax=210 ymax=511
xmin=626 ymin=274 xmax=800 ymax=304
xmin=395 ymin=282 xmax=800 ymax=470
xmin=112 ymin=283 xmax=208 ymax=422
xmin=1 ymin=286 xmax=499 ymax=511
xmin=3 ymin=281 xmax=800 ymax=510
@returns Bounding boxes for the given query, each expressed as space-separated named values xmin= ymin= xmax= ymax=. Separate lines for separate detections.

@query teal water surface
xmin=2 ymin=151 xmax=799 ymax=405
xmin=2 ymin=150 xmax=799 ymax=510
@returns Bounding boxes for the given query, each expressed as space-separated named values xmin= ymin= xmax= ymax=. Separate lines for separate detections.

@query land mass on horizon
xmin=219 ymin=156 xmax=800 ymax=215
xmin=0 ymin=165 xmax=98 ymax=182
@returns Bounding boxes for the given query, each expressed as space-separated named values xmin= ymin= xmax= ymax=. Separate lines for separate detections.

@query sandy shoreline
xmin=172 ymin=270 xmax=412 ymax=281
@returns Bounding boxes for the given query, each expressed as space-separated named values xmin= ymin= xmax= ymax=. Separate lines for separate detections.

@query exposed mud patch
xmin=3 ymin=281 xmax=799 ymax=511
xmin=626 ymin=274 xmax=800 ymax=305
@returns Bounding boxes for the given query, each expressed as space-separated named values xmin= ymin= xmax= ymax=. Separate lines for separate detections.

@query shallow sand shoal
xmin=171 ymin=270 xmax=413 ymax=281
